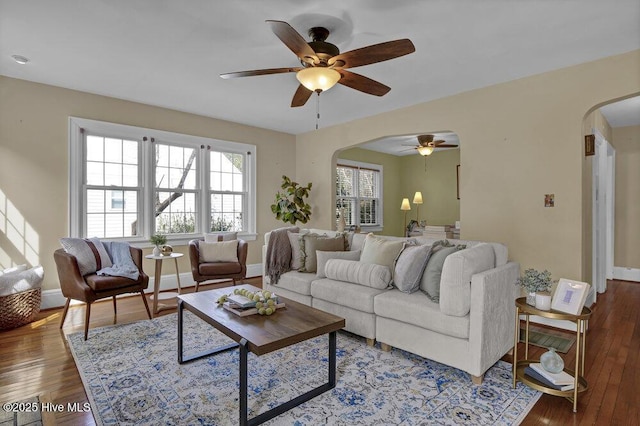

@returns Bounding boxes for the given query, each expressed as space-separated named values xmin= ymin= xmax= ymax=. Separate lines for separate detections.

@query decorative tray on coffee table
xmin=222 ymin=293 xmax=285 ymax=317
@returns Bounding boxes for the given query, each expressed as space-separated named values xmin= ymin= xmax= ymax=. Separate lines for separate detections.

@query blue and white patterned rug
xmin=67 ymin=312 xmax=540 ymax=425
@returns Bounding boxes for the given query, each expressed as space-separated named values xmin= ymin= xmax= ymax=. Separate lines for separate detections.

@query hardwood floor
xmin=1 ymin=278 xmax=638 ymax=425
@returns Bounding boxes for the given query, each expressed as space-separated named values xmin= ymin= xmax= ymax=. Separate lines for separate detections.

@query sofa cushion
xmin=420 ymin=246 xmax=461 ymax=302
xmin=268 ymin=270 xmax=317 ymax=297
xmin=324 ymin=259 xmax=392 ymax=289
xmin=374 ymin=289 xmax=470 ymax=339
xmin=439 ymin=243 xmax=497 ymax=317
xmin=316 ymin=250 xmax=361 ymax=278
xmin=360 ymin=234 xmax=405 ymax=273
xmin=311 ymin=278 xmax=387 ymax=313
xmin=299 ymin=234 xmax=345 ymax=273
xmin=394 ymin=244 xmax=431 ymax=294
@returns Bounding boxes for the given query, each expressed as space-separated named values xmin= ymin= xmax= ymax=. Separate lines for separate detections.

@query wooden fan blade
xmin=432 ymin=144 xmax=458 ymax=148
xmin=338 ymin=70 xmax=390 ymax=96
xmin=267 ymin=20 xmax=318 ymax=64
xmin=220 ymin=67 xmax=301 ymax=79
xmin=328 ymin=39 xmax=415 ymax=69
xmin=291 ymin=84 xmax=313 ymax=107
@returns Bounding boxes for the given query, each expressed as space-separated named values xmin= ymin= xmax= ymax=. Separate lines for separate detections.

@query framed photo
xmin=551 ymin=279 xmax=590 ymax=315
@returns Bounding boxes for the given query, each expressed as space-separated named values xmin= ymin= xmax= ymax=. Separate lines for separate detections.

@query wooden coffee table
xmin=177 ymin=284 xmax=345 ymax=426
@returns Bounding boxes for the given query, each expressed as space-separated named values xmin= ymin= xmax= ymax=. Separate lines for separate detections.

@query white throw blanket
xmin=98 ymin=242 xmax=139 ymax=280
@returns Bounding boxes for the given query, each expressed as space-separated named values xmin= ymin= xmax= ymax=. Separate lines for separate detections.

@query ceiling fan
xmin=404 ymin=134 xmax=458 ymax=156
xmin=220 ymin=20 xmax=415 ymax=107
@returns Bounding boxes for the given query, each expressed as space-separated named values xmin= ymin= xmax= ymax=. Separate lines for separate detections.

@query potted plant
xmin=270 ymin=175 xmax=312 ymax=225
xmin=150 ymin=234 xmax=167 ymax=256
xmin=517 ymin=268 xmax=553 ymax=307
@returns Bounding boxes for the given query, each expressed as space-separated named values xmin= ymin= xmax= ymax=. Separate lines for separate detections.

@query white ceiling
xmin=600 ymin=96 xmax=640 ymax=128
xmin=1 ymin=1 xmax=638 ymax=136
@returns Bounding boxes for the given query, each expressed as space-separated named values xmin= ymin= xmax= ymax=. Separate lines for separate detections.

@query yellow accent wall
xmin=296 ymin=50 xmax=640 ymax=283
xmin=0 ymin=76 xmax=296 ymax=291
xmin=337 ymin=147 xmax=460 ymax=236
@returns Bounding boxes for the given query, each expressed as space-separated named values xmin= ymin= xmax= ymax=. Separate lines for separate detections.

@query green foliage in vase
xmin=270 ymin=175 xmax=312 ymax=225
xmin=517 ymin=268 xmax=553 ymax=293
xmin=149 ymin=234 xmax=167 ymax=246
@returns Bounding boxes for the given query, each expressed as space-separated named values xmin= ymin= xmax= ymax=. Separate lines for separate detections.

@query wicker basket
xmin=0 ymin=288 xmax=42 ymax=331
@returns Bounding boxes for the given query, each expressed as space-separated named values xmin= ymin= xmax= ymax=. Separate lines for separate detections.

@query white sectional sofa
xmin=262 ymin=228 xmax=520 ymax=383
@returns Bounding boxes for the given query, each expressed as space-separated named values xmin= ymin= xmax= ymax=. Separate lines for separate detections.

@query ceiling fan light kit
xmin=417 ymin=146 xmax=434 ymax=156
xmin=296 ymin=67 xmax=341 ymax=92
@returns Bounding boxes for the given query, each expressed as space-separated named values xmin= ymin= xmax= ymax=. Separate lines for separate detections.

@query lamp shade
xmin=413 ymin=191 xmax=423 ymax=204
xmin=296 ymin=67 xmax=341 ymax=92
xmin=417 ymin=146 xmax=433 ymax=156
xmin=400 ymin=198 xmax=411 ymax=211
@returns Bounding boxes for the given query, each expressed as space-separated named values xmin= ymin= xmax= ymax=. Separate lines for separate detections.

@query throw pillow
xmin=299 ymin=234 xmax=346 ymax=273
xmin=204 ymin=232 xmax=238 ymax=242
xmin=60 ymin=237 xmax=112 ymax=276
xmin=199 ymin=240 xmax=239 ymax=263
xmin=324 ymin=259 xmax=392 ymax=290
xmin=287 ymin=231 xmax=309 ymax=270
xmin=316 ymin=250 xmax=361 ymax=278
xmin=360 ymin=233 xmax=405 ymax=272
xmin=394 ymin=244 xmax=432 ymax=293
xmin=420 ymin=246 xmax=462 ymax=302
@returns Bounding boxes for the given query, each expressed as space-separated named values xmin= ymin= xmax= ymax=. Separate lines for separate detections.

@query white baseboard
xmin=42 ymin=263 xmax=263 ymax=310
xmin=612 ymin=266 xmax=640 ymax=282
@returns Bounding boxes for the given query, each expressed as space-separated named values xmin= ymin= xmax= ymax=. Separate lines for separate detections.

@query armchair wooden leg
xmin=59 ymin=298 xmax=71 ymax=329
xmin=140 ymin=291 xmax=152 ymax=320
xmin=232 ymin=278 xmax=236 ymax=286
xmin=195 ymin=282 xmax=200 ymax=293
xmin=84 ymin=302 xmax=92 ymax=341
xmin=112 ymin=295 xmax=117 ymax=316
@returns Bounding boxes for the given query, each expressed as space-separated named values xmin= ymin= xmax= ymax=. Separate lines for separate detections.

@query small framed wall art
xmin=551 ymin=279 xmax=590 ymax=315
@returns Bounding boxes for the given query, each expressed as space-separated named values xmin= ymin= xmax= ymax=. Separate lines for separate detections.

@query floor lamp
xmin=401 ymin=198 xmax=411 ymax=236
xmin=413 ymin=191 xmax=423 ymax=224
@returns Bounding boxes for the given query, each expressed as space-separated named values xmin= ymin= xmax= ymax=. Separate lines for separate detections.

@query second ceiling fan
xmin=220 ymin=20 xmax=415 ymax=107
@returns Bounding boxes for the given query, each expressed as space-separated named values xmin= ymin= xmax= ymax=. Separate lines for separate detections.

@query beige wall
xmin=611 ymin=125 xmax=640 ymax=268
xmin=337 ymin=147 xmax=460 ymax=236
xmin=0 ymin=76 xmax=296 ymax=291
xmin=296 ymin=50 xmax=640 ymax=283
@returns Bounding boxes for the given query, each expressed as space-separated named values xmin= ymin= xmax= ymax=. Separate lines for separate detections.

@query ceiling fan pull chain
xmin=316 ymin=91 xmax=321 ymax=130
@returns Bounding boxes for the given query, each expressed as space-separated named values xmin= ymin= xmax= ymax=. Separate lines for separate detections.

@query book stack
xmin=524 ymin=363 xmax=575 ymax=391
xmin=423 ymin=225 xmax=453 ymax=239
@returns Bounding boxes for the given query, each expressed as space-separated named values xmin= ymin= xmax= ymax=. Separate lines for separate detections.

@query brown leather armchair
xmin=189 ymin=239 xmax=248 ymax=292
xmin=54 ymin=246 xmax=151 ymax=340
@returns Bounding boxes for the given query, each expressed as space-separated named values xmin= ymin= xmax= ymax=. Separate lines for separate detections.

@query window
xmin=336 ymin=160 xmax=383 ymax=231
xmin=69 ymin=117 xmax=257 ymax=244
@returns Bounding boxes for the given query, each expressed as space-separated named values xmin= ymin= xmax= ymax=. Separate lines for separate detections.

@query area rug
xmin=519 ymin=325 xmax=576 ymax=353
xmin=67 ymin=312 xmax=541 ymax=425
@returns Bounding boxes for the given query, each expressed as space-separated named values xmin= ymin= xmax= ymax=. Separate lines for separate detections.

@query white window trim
xmin=336 ymin=159 xmax=383 ymax=232
xmin=69 ymin=117 xmax=257 ymax=245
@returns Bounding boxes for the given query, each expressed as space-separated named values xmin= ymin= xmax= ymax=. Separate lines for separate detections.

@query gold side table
xmin=512 ymin=297 xmax=592 ymax=412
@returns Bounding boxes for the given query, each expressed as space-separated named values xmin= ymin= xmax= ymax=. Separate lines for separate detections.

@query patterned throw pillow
xmin=60 ymin=237 xmax=113 ymax=276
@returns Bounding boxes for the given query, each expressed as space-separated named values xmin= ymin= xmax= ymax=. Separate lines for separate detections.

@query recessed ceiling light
xmin=11 ymin=55 xmax=29 ymax=65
